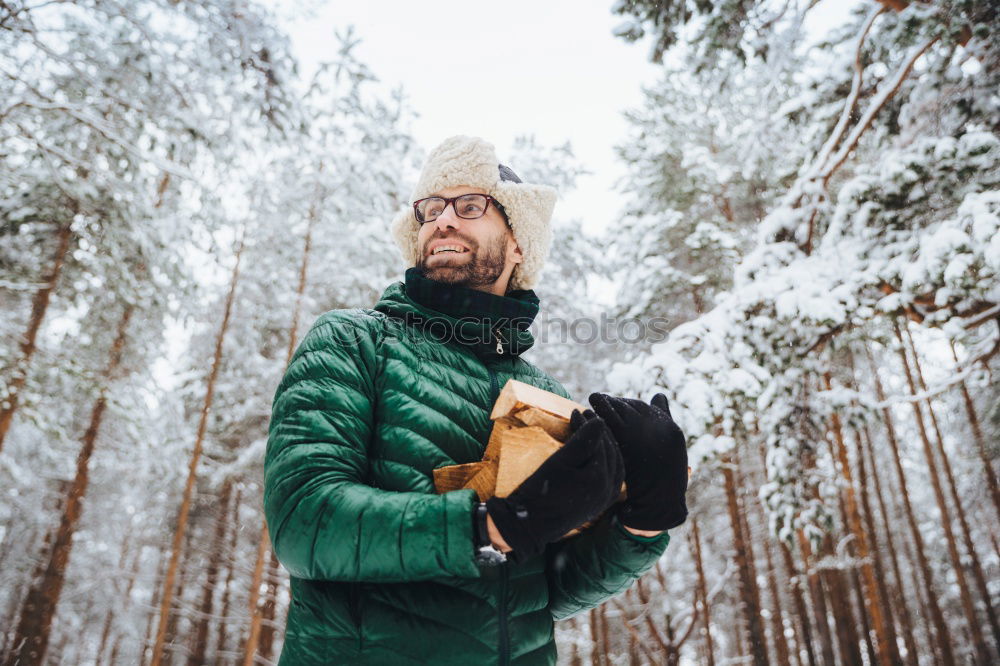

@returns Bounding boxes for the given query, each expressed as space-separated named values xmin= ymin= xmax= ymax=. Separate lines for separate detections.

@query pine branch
xmin=872 ymin=332 xmax=1000 ymax=408
xmin=810 ymin=5 xmax=885 ymax=177
xmin=876 ymin=0 xmax=909 ymax=12
xmin=820 ymin=33 xmax=940 ymax=184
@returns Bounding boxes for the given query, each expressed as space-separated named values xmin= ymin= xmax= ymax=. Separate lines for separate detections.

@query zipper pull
xmin=495 ymin=329 xmax=505 ymax=355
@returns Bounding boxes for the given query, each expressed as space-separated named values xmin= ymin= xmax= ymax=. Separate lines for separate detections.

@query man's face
xmin=415 ymin=185 xmax=522 ymax=295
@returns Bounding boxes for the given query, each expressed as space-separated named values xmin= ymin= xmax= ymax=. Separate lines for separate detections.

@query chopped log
xmin=433 ymin=380 xmax=577 ymax=495
xmin=490 ymin=379 xmax=585 ymax=422
xmin=434 ymin=381 xmax=640 ymax=539
xmin=433 ymin=462 xmax=486 ymax=494
xmin=494 ymin=426 xmax=562 ymax=497
xmin=465 ymin=462 xmax=498 ymax=501
xmin=514 ymin=406 xmax=572 ymax=441
xmin=484 ymin=417 xmax=519 ymax=462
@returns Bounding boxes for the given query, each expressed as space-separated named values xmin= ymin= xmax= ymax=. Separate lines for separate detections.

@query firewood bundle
xmin=433 ymin=379 xmax=595 ymax=503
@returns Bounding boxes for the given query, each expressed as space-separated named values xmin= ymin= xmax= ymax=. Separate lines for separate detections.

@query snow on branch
xmin=819 ymin=34 xmax=939 ymax=185
xmin=809 ymin=4 xmax=886 ymax=178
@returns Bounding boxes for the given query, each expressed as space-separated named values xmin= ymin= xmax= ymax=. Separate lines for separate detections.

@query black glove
xmin=486 ymin=409 xmax=624 ymax=559
xmin=589 ymin=393 xmax=688 ymax=531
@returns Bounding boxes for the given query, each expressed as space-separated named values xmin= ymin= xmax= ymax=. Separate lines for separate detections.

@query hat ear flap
xmin=496 ymin=183 xmax=557 ymax=290
xmin=391 ymin=206 xmax=420 ymax=266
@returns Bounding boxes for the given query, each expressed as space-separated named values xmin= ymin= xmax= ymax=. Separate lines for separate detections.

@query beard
xmin=416 ymin=230 xmax=508 ymax=289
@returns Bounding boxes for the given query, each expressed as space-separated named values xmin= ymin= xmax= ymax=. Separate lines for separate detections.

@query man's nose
xmin=430 ymin=203 xmax=463 ymax=231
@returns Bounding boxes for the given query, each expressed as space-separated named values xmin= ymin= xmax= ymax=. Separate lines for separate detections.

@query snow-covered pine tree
xmin=1 ymin=1 xmax=301 ymax=662
xmin=148 ymin=35 xmax=420 ymax=665
xmin=605 ymin=1 xmax=998 ymax=663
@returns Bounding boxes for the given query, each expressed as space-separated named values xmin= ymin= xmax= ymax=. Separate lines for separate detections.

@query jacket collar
xmin=373 ymin=268 xmax=539 ymax=360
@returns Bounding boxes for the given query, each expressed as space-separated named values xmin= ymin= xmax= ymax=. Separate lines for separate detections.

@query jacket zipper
xmin=494 ymin=328 xmax=506 ymax=355
xmin=488 ymin=365 xmax=500 ymax=405
xmin=498 ymin=562 xmax=510 ymax=665
xmin=349 ymin=583 xmax=364 ymax=649
xmin=485 ymin=360 xmax=508 ymax=664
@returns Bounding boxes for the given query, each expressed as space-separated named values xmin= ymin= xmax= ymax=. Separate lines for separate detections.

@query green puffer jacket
xmin=264 ymin=279 xmax=670 ymax=665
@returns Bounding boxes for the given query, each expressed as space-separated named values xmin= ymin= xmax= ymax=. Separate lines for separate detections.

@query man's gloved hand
xmin=486 ymin=409 xmax=624 ymax=559
xmin=588 ymin=393 xmax=688 ymax=531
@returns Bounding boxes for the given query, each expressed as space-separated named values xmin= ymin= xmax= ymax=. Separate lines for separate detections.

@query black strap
xmin=473 ymin=502 xmax=491 ymax=549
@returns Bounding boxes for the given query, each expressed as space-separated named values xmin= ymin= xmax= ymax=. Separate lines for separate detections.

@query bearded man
xmin=264 ymin=136 xmax=689 ymax=665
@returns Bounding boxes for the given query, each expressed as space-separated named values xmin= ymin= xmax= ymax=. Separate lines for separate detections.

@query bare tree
xmin=4 ymin=305 xmax=133 ymax=666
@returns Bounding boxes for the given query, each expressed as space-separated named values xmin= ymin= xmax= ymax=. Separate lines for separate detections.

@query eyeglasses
xmin=413 ymin=194 xmax=506 ymax=224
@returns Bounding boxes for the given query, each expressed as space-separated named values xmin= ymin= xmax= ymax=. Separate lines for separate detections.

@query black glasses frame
xmin=413 ymin=194 xmax=506 ymax=224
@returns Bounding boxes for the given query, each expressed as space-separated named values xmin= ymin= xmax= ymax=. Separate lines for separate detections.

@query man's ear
xmin=508 ymin=236 xmax=524 ymax=265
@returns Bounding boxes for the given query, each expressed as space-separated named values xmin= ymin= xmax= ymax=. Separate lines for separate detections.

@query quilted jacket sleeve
xmin=544 ymin=514 xmax=669 ymax=620
xmin=264 ymin=310 xmax=481 ymax=583
xmin=538 ymin=376 xmax=671 ymax=620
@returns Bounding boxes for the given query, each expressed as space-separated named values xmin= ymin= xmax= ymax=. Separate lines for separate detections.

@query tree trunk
xmin=738 ymin=442 xmax=786 ymax=666
xmin=817 ymin=404 xmax=866 ymax=666
xmin=664 ymin=612 xmax=681 ymax=666
xmin=256 ymin=551 xmax=282 ymax=662
xmin=779 ymin=539 xmax=817 ymax=666
xmin=0 ymin=222 xmax=73 ymax=453
xmin=4 ymin=305 xmax=133 ymax=666
xmin=111 ymin=548 xmax=143 ymax=664
xmin=4 ymin=514 xmax=61 ymax=660
xmin=244 ymin=206 xmax=315 ymax=665
xmin=242 ymin=527 xmax=271 ymax=666
xmin=722 ymin=453 xmax=769 ymax=666
xmin=189 ymin=483 xmax=233 ymax=666
xmin=859 ymin=422 xmax=920 ymax=665
xmin=96 ymin=537 xmax=137 ymax=663
xmin=142 ymin=547 xmax=169 ymax=666
xmin=618 ymin=592 xmax=658 ymax=665
xmin=569 ymin=617 xmax=583 ymax=666
xmin=754 ymin=436 xmax=813 ymax=666
xmin=690 ymin=519 xmax=716 ymax=666
xmin=844 ymin=525 xmax=877 ymax=666
xmin=736 ymin=468 xmax=768 ymax=663
xmin=624 ymin=595 xmax=641 ymax=666
xmin=165 ymin=514 xmax=198 ymax=660
xmin=898 ymin=523 xmax=942 ymax=664
xmin=814 ymin=393 xmax=864 ymax=666
xmin=903 ymin=325 xmax=1000 ymax=657
xmin=891 ymin=321 xmax=988 ymax=664
xmin=816 ymin=531 xmax=863 ymax=666
xmin=151 ymin=235 xmax=244 ymax=666
xmin=590 ymin=606 xmax=607 ymax=666
xmin=216 ymin=486 xmax=242 ymax=664
xmin=851 ymin=426 xmax=908 ymax=664
xmin=633 ymin=576 xmax=669 ymax=655
xmin=866 ymin=344 xmax=956 ymax=666
xmin=823 ymin=371 xmax=899 ymax=665
xmin=844 ymin=347 xmax=913 ymax=664
xmin=109 ymin=632 xmax=125 ymax=665
xmin=627 ymin=630 xmax=640 ymax=666
xmin=950 ymin=340 xmax=1000 ymax=525
xmin=598 ymin=603 xmax=612 ymax=665
xmin=588 ymin=608 xmax=599 ymax=665
xmin=762 ymin=531 xmax=792 ymax=666
xmin=796 ymin=531 xmax=836 ymax=666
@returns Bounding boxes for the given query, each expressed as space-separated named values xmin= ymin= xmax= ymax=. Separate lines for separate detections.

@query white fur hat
xmin=390 ymin=135 xmax=558 ymax=290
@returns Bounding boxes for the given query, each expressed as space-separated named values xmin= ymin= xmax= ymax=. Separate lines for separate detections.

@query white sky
xmin=281 ymin=1 xmax=859 ymax=236
xmin=283 ymin=0 xmax=662 ymax=234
